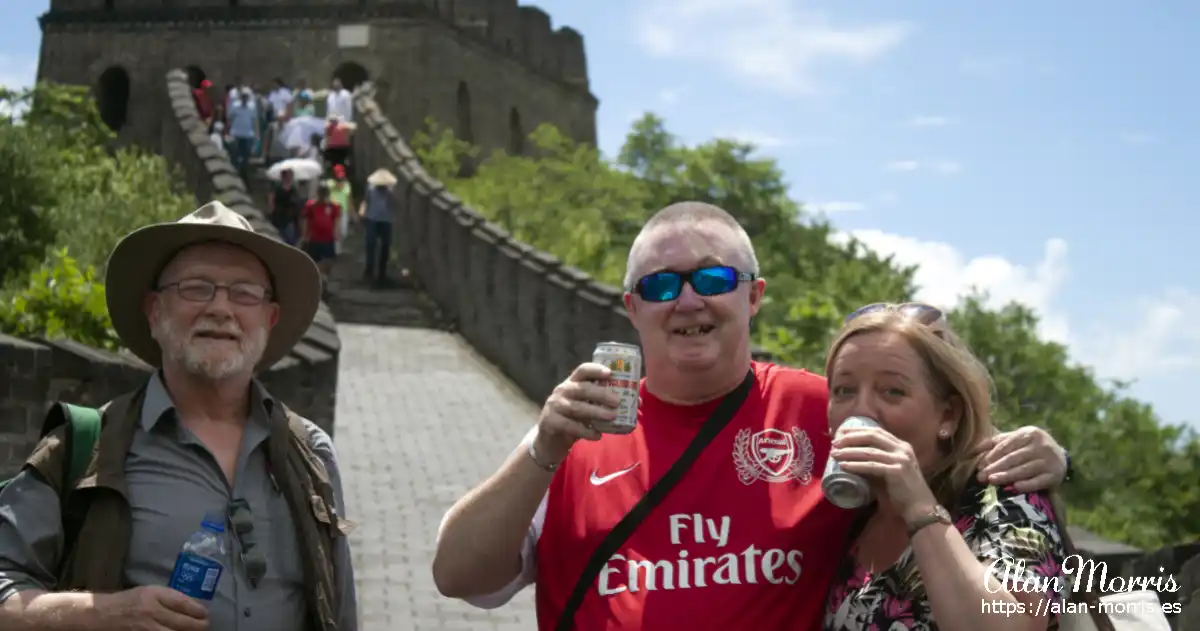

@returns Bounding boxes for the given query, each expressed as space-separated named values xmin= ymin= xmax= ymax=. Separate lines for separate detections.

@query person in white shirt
xmin=325 ymin=78 xmax=354 ymax=123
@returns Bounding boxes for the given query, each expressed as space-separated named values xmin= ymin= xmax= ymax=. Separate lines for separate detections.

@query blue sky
xmin=2 ymin=1 xmax=1197 ymax=431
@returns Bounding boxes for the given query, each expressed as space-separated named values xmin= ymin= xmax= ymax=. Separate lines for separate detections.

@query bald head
xmin=624 ymin=202 xmax=760 ymax=289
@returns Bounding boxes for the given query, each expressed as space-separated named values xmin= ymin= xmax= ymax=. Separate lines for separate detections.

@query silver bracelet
xmin=527 ymin=441 xmax=560 ymax=473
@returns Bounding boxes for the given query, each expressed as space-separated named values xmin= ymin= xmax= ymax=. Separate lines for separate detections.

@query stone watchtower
xmin=37 ymin=0 xmax=597 ymax=156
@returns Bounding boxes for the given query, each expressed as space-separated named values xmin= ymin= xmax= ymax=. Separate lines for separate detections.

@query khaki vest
xmin=22 ymin=383 xmax=351 ymax=631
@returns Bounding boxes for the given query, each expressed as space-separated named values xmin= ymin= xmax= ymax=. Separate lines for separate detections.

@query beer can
xmin=821 ymin=416 xmax=880 ymax=509
xmin=591 ymin=342 xmax=642 ymax=434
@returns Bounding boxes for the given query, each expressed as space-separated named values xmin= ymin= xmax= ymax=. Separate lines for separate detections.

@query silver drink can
xmin=821 ymin=416 xmax=880 ymax=509
xmin=590 ymin=342 xmax=642 ymax=434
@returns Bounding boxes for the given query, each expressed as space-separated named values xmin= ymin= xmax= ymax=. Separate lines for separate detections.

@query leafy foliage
xmin=0 ymin=82 xmax=195 ymax=343
xmin=411 ymin=114 xmax=1200 ymax=550
xmin=0 ymin=249 xmax=120 ymax=350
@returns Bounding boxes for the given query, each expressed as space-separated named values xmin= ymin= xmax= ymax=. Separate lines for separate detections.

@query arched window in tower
xmin=332 ymin=61 xmax=369 ymax=92
xmin=456 ymin=81 xmax=474 ymax=145
xmin=509 ymin=107 xmax=523 ymax=155
xmin=96 ymin=66 xmax=131 ymax=132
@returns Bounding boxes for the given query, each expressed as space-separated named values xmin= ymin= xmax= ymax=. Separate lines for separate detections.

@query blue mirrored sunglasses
xmin=632 ymin=265 xmax=756 ymax=302
xmin=844 ymin=301 xmax=945 ymax=325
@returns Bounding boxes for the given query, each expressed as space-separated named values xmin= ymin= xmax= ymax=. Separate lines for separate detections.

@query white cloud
xmin=885 ymin=160 xmax=920 ymax=172
xmin=0 ymin=54 xmax=36 ymax=91
xmin=833 ymin=230 xmax=1072 ymax=343
xmin=931 ymin=160 xmax=963 ymax=174
xmin=830 ymin=228 xmax=1200 ymax=390
xmin=907 ymin=115 xmax=954 ymax=127
xmin=1119 ymin=131 xmax=1155 ymax=146
xmin=883 ymin=159 xmax=962 ymax=174
xmin=658 ymin=86 xmax=686 ymax=105
xmin=1076 ymin=288 xmax=1200 ymax=381
xmin=810 ymin=201 xmax=865 ymax=214
xmin=716 ymin=129 xmax=786 ymax=148
xmin=0 ymin=55 xmax=37 ymax=118
xmin=634 ymin=0 xmax=911 ymax=95
xmin=958 ymin=54 xmax=1012 ymax=77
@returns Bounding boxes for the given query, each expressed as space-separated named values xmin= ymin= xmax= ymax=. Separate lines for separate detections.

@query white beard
xmin=152 ymin=314 xmax=268 ymax=380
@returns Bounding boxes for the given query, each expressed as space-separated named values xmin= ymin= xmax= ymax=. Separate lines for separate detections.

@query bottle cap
xmin=201 ymin=515 xmax=226 ymax=533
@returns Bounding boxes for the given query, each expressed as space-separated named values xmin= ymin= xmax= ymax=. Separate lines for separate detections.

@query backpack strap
xmin=28 ymin=402 xmax=103 ymax=500
xmin=60 ymin=404 xmax=102 ymax=495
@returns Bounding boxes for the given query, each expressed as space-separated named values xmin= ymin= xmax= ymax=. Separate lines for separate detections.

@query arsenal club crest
xmin=733 ymin=427 xmax=815 ymax=485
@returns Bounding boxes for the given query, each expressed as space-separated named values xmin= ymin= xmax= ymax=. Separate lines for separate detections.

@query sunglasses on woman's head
xmin=844 ymin=301 xmax=946 ymax=326
xmin=631 ymin=265 xmax=756 ymax=302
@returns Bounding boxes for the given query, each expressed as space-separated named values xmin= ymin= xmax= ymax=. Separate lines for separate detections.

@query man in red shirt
xmin=300 ymin=184 xmax=341 ymax=294
xmin=432 ymin=202 xmax=1070 ymax=630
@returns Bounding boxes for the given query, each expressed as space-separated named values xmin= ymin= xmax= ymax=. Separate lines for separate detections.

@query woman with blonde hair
xmin=822 ymin=302 xmax=1068 ymax=631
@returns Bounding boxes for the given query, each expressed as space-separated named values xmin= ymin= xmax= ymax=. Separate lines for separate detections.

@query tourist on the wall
xmin=226 ymin=88 xmax=259 ymax=177
xmin=268 ymin=77 xmax=293 ymax=120
xmin=0 ymin=201 xmax=358 ymax=631
xmin=292 ymin=89 xmax=317 ymax=118
xmin=192 ymin=78 xmax=214 ymax=126
xmin=300 ymin=183 xmax=342 ymax=299
xmin=327 ymin=164 xmax=354 ymax=255
xmin=359 ymin=168 xmax=397 ymax=288
xmin=324 ymin=115 xmax=355 ymax=174
xmin=209 ymin=120 xmax=227 ymax=157
xmin=431 ymin=201 xmax=1075 ymax=631
xmin=209 ymin=101 xmax=227 ymax=138
xmin=326 ymin=77 xmax=354 ymax=122
xmin=268 ymin=167 xmax=303 ymax=246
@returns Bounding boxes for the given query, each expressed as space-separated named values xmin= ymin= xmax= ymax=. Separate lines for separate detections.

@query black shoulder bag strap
xmin=553 ymin=369 xmax=757 ymax=631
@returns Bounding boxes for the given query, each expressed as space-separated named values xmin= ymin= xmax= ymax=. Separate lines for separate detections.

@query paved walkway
xmin=334 ymin=324 xmax=541 ymax=630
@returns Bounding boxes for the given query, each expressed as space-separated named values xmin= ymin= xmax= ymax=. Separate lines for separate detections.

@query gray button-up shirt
xmin=0 ymin=373 xmax=358 ymax=630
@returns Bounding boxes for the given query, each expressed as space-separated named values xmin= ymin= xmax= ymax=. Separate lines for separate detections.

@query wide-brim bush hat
xmin=105 ymin=201 xmax=321 ymax=373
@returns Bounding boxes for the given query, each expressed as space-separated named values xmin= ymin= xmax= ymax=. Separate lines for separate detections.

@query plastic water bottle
xmin=167 ymin=513 xmax=227 ymax=601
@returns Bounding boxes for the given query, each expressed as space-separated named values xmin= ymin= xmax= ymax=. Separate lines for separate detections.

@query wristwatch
xmin=906 ymin=504 xmax=952 ymax=538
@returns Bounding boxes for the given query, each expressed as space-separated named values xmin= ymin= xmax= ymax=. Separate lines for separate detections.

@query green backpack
xmin=0 ymin=403 xmax=102 ymax=497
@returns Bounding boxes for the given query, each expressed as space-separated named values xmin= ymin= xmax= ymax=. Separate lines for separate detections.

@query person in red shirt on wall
xmin=432 ymin=202 xmax=1071 ymax=631
xmin=300 ymin=183 xmax=341 ymax=296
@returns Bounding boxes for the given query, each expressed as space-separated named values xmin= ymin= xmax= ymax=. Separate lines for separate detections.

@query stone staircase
xmin=244 ymin=165 xmax=447 ymax=330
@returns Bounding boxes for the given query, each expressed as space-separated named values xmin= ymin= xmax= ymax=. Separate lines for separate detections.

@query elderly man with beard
xmin=432 ymin=201 xmax=1073 ymax=631
xmin=0 ymin=202 xmax=357 ymax=631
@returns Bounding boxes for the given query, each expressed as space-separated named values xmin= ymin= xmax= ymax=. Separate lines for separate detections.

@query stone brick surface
xmin=335 ymin=323 xmax=539 ymax=630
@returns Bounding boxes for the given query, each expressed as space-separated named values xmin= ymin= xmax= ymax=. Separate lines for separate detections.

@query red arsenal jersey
xmin=462 ymin=361 xmax=854 ymax=631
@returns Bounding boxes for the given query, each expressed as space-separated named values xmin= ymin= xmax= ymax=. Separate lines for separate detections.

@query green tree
xmin=411 ymin=113 xmax=1200 ymax=550
xmin=0 ymin=121 xmax=58 ymax=285
xmin=0 ymin=81 xmax=196 ymax=345
xmin=0 ymin=248 xmax=120 ymax=350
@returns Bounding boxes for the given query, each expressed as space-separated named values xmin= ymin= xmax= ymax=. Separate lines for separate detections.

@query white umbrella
xmin=280 ymin=115 xmax=327 ymax=151
xmin=266 ymin=158 xmax=324 ymax=182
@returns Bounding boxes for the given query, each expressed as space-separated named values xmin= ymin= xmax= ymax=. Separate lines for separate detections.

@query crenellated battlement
xmin=41 ymin=0 xmax=590 ymax=93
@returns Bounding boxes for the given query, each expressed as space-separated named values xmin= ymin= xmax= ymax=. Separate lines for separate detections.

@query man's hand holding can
xmin=533 ymin=362 xmax=622 ymax=465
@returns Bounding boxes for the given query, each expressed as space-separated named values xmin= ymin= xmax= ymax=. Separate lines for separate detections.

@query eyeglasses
xmin=631 ymin=265 xmax=756 ymax=302
xmin=844 ymin=301 xmax=946 ymax=326
xmin=157 ymin=279 xmax=272 ymax=307
xmin=228 ymin=499 xmax=267 ymax=588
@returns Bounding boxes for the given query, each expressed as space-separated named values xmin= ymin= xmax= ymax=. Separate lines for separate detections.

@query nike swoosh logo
xmin=590 ymin=463 xmax=640 ymax=486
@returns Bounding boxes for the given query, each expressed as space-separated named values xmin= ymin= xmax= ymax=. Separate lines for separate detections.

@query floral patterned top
xmin=824 ymin=476 xmax=1068 ymax=630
